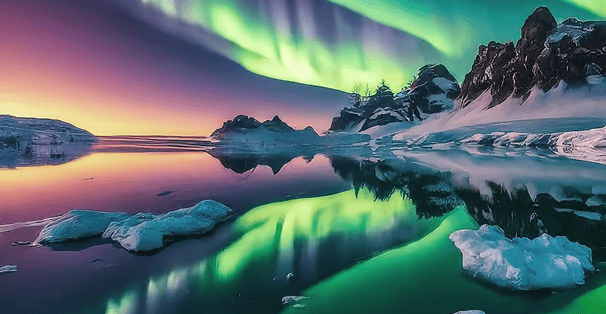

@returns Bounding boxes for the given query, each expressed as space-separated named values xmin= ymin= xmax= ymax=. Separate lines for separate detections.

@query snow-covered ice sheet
xmin=35 ymin=200 xmax=234 ymax=252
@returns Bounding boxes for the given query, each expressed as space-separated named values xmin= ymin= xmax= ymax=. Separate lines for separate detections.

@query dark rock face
xmin=459 ymin=7 xmax=606 ymax=108
xmin=329 ymin=64 xmax=460 ymax=132
xmin=211 ymin=115 xmax=295 ymax=139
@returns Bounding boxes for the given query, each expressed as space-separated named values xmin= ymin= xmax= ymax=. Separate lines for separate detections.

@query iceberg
xmin=450 ymin=225 xmax=594 ymax=290
xmin=102 ymin=200 xmax=234 ymax=252
xmin=0 ymin=265 xmax=18 ymax=274
xmin=281 ymin=296 xmax=310 ymax=305
xmin=35 ymin=210 xmax=129 ymax=243
xmin=35 ymin=200 xmax=234 ymax=252
xmin=454 ymin=311 xmax=485 ymax=314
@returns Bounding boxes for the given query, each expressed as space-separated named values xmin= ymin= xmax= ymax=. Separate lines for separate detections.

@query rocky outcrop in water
xmin=210 ymin=115 xmax=321 ymax=145
xmin=0 ymin=115 xmax=95 ymax=167
xmin=329 ymin=64 xmax=460 ymax=132
xmin=459 ymin=6 xmax=606 ymax=108
xmin=211 ymin=115 xmax=296 ymax=138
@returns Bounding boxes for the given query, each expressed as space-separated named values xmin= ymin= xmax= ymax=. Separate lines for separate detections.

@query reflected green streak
xmin=282 ymin=207 xmax=480 ymax=314
xmin=105 ymin=290 xmax=138 ymax=314
xmin=215 ymin=189 xmax=441 ymax=279
xmin=103 ymin=188 xmax=450 ymax=313
xmin=544 ymin=283 xmax=606 ymax=313
xmin=281 ymin=207 xmax=606 ymax=314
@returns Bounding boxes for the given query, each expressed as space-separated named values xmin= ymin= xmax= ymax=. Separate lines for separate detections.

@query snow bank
xmin=450 ymin=225 xmax=594 ymax=290
xmin=392 ymin=80 xmax=606 ymax=142
xmin=36 ymin=200 xmax=234 ymax=252
xmin=553 ymin=126 xmax=606 ymax=149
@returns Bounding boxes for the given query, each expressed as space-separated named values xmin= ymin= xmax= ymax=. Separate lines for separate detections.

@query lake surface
xmin=2 ymin=137 xmax=606 ymax=314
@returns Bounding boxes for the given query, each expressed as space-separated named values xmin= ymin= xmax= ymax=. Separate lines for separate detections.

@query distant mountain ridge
xmin=0 ymin=115 xmax=95 ymax=145
xmin=210 ymin=115 xmax=319 ymax=142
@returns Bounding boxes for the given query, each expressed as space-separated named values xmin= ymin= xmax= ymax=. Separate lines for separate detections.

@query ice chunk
xmin=102 ymin=200 xmax=234 ymax=251
xmin=450 ymin=225 xmax=594 ymax=290
xmin=281 ymin=296 xmax=309 ymax=305
xmin=0 ymin=265 xmax=18 ymax=274
xmin=35 ymin=210 xmax=129 ymax=244
xmin=35 ymin=200 xmax=233 ymax=252
xmin=454 ymin=311 xmax=485 ymax=314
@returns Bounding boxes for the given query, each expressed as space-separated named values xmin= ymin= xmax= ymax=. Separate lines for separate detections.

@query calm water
xmin=2 ymin=138 xmax=606 ymax=313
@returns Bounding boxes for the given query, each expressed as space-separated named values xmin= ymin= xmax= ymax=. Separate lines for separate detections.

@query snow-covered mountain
xmin=459 ymin=6 xmax=606 ymax=108
xmin=328 ymin=64 xmax=460 ymax=133
xmin=211 ymin=115 xmax=319 ymax=142
xmin=0 ymin=115 xmax=95 ymax=167
xmin=0 ymin=115 xmax=95 ymax=145
xmin=381 ymin=7 xmax=606 ymax=148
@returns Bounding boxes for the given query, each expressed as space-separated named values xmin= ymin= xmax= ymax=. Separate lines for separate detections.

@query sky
xmin=1 ymin=0 xmax=604 ymax=135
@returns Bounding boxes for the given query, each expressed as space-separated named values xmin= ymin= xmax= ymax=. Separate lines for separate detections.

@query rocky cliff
xmin=330 ymin=64 xmax=460 ymax=132
xmin=458 ymin=6 xmax=606 ymax=108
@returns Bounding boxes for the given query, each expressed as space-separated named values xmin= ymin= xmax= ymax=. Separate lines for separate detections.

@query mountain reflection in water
xmin=214 ymin=146 xmax=606 ymax=252
xmin=4 ymin=136 xmax=606 ymax=314
xmin=101 ymin=189 xmax=445 ymax=314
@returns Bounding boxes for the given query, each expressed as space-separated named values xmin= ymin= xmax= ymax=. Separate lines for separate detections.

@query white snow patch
xmin=450 ymin=225 xmax=594 ymax=290
xmin=553 ymin=126 xmax=606 ymax=149
xmin=392 ymin=80 xmax=606 ymax=142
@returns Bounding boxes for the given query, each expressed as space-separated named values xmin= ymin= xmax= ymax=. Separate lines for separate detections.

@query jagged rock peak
xmin=211 ymin=115 xmax=302 ymax=139
xmin=329 ymin=64 xmax=460 ymax=132
xmin=458 ymin=6 xmax=606 ymax=108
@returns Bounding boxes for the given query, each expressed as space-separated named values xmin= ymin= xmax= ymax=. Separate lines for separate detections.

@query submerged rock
xmin=450 ymin=225 xmax=594 ymax=290
xmin=35 ymin=200 xmax=234 ymax=252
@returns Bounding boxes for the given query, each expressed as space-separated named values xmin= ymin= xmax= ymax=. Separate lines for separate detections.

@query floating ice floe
xmin=0 ymin=265 xmax=18 ymax=274
xmin=449 ymin=225 xmax=594 ymax=290
xmin=35 ymin=210 xmax=129 ymax=243
xmin=35 ymin=200 xmax=234 ymax=252
xmin=281 ymin=296 xmax=309 ymax=305
xmin=453 ymin=311 xmax=485 ymax=314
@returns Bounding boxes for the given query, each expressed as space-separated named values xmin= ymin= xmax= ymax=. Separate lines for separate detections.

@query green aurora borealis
xmin=126 ymin=0 xmax=605 ymax=92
